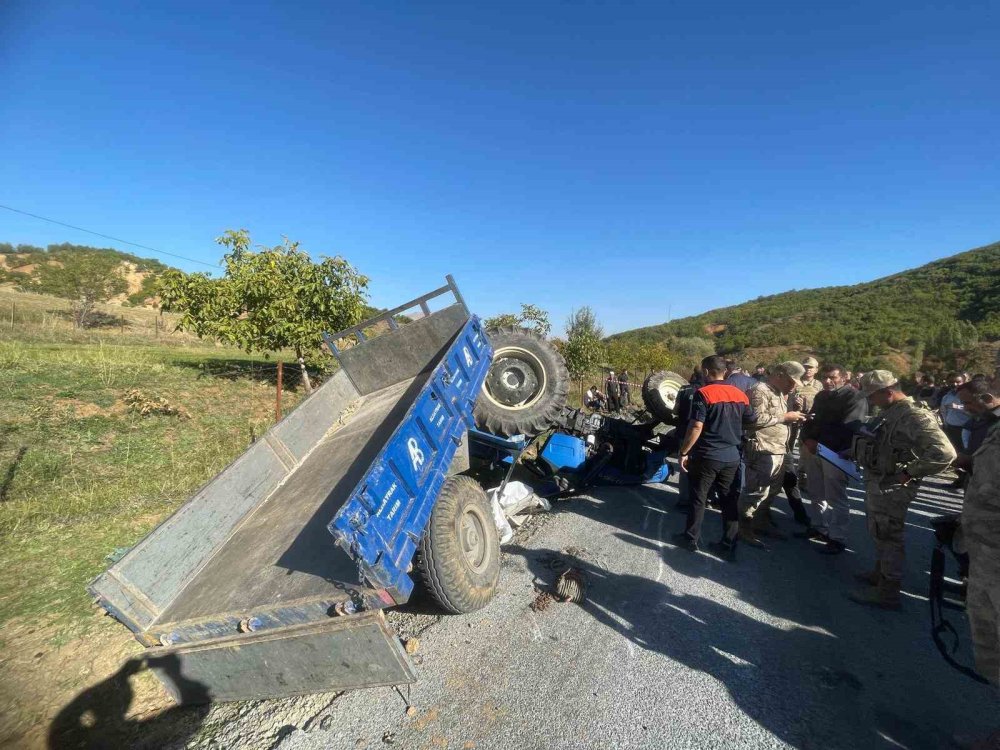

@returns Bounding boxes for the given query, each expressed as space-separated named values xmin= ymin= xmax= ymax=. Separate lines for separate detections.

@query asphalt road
xmin=240 ymin=473 xmax=994 ymax=750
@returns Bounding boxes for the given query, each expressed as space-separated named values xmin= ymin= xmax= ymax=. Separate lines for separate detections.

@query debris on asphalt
xmin=404 ymin=637 xmax=419 ymax=654
xmin=381 ymin=730 xmax=396 ymax=744
xmin=529 ymin=590 xmax=554 ymax=612
xmin=488 ymin=490 xmax=514 ymax=543
xmin=489 ymin=482 xmax=553 ymax=539
xmin=406 ymin=706 xmax=417 ymax=717
xmin=555 ymin=567 xmax=587 ymax=603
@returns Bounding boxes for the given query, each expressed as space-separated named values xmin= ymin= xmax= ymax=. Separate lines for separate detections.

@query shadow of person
xmin=48 ymin=654 xmax=210 ymax=750
xmin=506 ymin=519 xmax=964 ymax=749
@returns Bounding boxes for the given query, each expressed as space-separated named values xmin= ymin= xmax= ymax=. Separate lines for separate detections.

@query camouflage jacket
xmin=962 ymin=419 xmax=1000 ymax=555
xmin=746 ymin=381 xmax=789 ymax=455
xmin=790 ymin=378 xmax=823 ymax=414
xmin=853 ymin=397 xmax=956 ymax=479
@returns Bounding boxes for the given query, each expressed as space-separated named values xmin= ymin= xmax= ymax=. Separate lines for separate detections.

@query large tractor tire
xmin=642 ymin=370 xmax=688 ymax=425
xmin=473 ymin=327 xmax=569 ymax=437
xmin=415 ymin=476 xmax=500 ymax=614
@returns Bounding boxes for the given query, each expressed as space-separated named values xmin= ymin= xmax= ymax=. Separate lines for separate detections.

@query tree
xmin=27 ymin=251 xmax=127 ymax=328
xmin=927 ymin=320 xmax=979 ymax=359
xmin=159 ymin=229 xmax=369 ymax=392
xmin=484 ymin=303 xmax=551 ymax=337
xmin=566 ymin=306 xmax=604 ymax=340
xmin=562 ymin=306 xmax=605 ymax=381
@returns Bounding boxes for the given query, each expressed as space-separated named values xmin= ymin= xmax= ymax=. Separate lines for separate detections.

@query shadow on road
xmin=48 ymin=654 xmax=210 ymax=750
xmin=507 ymin=476 xmax=976 ymax=749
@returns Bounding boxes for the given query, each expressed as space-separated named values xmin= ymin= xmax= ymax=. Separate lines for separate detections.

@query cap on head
xmin=772 ymin=361 xmax=805 ymax=388
xmin=860 ymin=370 xmax=898 ymax=396
xmin=802 ymin=356 xmax=819 ymax=368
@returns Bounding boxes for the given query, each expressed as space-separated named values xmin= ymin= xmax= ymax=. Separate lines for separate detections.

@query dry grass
xmin=0 ymin=300 xmax=311 ymax=631
xmin=0 ymin=291 xmax=327 ymax=745
xmin=0 ymin=286 xmax=204 ymax=345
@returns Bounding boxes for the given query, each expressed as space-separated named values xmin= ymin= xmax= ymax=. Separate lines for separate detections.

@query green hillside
xmin=609 ymin=241 xmax=1000 ymax=369
xmin=0 ymin=242 xmax=176 ymax=306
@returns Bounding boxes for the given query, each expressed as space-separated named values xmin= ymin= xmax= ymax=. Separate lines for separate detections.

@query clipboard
xmin=817 ymin=443 xmax=863 ymax=482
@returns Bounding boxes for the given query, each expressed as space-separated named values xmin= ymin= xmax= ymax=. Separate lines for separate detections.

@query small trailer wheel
xmin=416 ymin=476 xmax=500 ymax=614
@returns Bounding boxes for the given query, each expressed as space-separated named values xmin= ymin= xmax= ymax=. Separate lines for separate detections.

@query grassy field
xmin=0 ymin=288 xmax=309 ymax=634
xmin=0 ymin=288 xmax=329 ymax=745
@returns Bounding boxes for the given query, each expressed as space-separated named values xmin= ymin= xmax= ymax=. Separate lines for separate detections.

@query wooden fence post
xmin=9 ymin=301 xmax=14 ymax=331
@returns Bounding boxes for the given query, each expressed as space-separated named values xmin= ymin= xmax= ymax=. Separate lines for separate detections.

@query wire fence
xmin=0 ymin=294 xmax=203 ymax=343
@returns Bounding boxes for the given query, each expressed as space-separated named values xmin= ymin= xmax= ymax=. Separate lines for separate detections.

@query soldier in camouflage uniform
xmin=779 ymin=356 xmax=824 ymax=526
xmin=739 ymin=362 xmax=808 ymax=547
xmin=960 ymin=381 xmax=1000 ymax=685
xmin=849 ymin=370 xmax=956 ymax=609
xmin=788 ymin=357 xmax=823 ymax=476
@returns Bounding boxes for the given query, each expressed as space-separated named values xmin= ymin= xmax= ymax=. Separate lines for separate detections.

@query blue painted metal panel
xmin=539 ymin=433 xmax=588 ymax=474
xmin=597 ymin=450 xmax=672 ymax=485
xmin=328 ymin=317 xmax=493 ymax=603
xmin=467 ymin=429 xmax=527 ymax=466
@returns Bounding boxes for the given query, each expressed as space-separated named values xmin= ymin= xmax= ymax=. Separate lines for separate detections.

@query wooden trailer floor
xmin=156 ymin=373 xmax=433 ymax=626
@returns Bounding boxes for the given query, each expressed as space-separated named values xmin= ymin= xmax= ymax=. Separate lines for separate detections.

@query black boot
xmin=672 ymin=532 xmax=698 ymax=552
xmin=709 ymin=540 xmax=737 ymax=562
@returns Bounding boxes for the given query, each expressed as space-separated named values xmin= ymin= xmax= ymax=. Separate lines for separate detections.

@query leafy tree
xmin=605 ymin=340 xmax=642 ymax=375
xmin=483 ymin=312 xmax=519 ymax=331
xmin=484 ymin=303 xmax=551 ymax=337
xmin=26 ymin=251 xmax=127 ymax=327
xmin=562 ymin=307 xmax=605 ymax=380
xmin=666 ymin=336 xmax=715 ymax=361
xmin=643 ymin=342 xmax=680 ymax=373
xmin=566 ymin=306 xmax=604 ymax=339
xmin=159 ymin=229 xmax=369 ymax=392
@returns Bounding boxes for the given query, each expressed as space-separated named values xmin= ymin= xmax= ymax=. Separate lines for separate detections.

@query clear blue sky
xmin=2 ymin=1 xmax=998 ymax=334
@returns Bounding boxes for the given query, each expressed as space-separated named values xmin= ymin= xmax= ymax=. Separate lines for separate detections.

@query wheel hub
xmin=460 ymin=509 xmax=488 ymax=572
xmin=486 ymin=356 xmax=540 ymax=407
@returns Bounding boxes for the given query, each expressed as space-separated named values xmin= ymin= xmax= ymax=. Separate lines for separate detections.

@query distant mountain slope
xmin=0 ymin=242 xmax=176 ymax=307
xmin=609 ymin=241 xmax=1000 ymax=368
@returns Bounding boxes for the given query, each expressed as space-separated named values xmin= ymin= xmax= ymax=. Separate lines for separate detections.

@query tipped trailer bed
xmin=89 ymin=278 xmax=494 ymax=703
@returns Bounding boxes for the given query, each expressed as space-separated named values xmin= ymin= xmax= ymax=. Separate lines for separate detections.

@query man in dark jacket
xmin=958 ymin=379 xmax=1000 ymax=469
xmin=619 ymin=370 xmax=632 ymax=407
xmin=798 ymin=363 xmax=868 ymax=554
xmin=605 ymin=371 xmax=621 ymax=412
xmin=673 ymin=372 xmax=705 ymax=509
xmin=725 ymin=360 xmax=758 ymax=395
xmin=673 ymin=356 xmax=757 ymax=560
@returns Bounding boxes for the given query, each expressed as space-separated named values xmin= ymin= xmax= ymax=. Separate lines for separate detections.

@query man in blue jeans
xmin=674 ymin=355 xmax=757 ymax=560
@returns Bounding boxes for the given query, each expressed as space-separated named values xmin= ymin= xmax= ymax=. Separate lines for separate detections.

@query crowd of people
xmin=584 ymin=369 xmax=634 ymax=412
xmin=666 ymin=353 xmax=1000 ymax=695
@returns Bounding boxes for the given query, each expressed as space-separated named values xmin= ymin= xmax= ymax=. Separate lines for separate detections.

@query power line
xmin=0 ymin=203 xmax=219 ymax=269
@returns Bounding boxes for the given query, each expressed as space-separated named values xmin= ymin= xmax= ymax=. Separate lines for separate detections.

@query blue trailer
xmin=88 ymin=277 xmax=679 ymax=704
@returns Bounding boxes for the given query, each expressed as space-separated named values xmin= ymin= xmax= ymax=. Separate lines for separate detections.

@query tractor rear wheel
xmin=641 ymin=370 xmax=688 ymax=424
xmin=473 ymin=327 xmax=569 ymax=437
